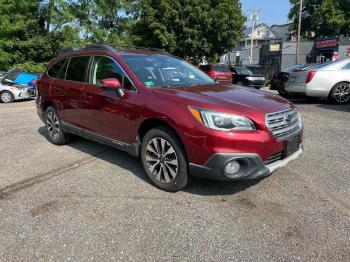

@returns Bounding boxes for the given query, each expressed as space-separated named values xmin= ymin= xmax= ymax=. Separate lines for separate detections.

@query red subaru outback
xmin=36 ymin=45 xmax=303 ymax=192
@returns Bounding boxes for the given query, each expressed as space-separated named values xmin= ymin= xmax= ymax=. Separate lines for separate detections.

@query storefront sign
xmin=269 ymin=44 xmax=280 ymax=52
xmin=315 ymin=39 xmax=338 ymax=49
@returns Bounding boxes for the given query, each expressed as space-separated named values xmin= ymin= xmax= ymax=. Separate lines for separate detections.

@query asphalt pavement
xmin=0 ymin=98 xmax=349 ymax=261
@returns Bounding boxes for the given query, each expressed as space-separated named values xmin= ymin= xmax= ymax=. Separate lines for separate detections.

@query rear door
xmin=52 ymin=56 xmax=90 ymax=126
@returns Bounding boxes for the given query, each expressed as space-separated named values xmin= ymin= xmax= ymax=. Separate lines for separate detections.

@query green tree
xmin=0 ymin=0 xmax=56 ymax=69
xmin=289 ymin=0 xmax=350 ymax=38
xmin=132 ymin=0 xmax=245 ymax=62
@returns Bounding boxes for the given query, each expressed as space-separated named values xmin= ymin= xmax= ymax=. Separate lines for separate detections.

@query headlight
xmin=189 ymin=107 xmax=256 ymax=131
xmin=246 ymin=76 xmax=254 ymax=81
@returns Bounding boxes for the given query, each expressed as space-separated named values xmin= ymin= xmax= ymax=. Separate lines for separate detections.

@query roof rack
xmin=115 ymin=46 xmax=164 ymax=52
xmin=59 ymin=44 xmax=115 ymax=55
xmin=59 ymin=44 xmax=165 ymax=55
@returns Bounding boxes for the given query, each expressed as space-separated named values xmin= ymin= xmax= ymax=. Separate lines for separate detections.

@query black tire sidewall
xmin=45 ymin=107 xmax=69 ymax=145
xmin=140 ymin=127 xmax=188 ymax=192
xmin=0 ymin=91 xmax=14 ymax=103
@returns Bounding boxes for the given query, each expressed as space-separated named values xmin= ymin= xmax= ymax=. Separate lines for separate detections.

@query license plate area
xmin=284 ymin=136 xmax=300 ymax=158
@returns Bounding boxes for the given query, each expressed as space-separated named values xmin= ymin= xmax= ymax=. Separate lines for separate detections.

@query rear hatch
xmin=210 ymin=64 xmax=232 ymax=83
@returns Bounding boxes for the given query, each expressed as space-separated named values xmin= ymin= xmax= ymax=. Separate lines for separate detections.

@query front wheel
xmin=141 ymin=126 xmax=188 ymax=192
xmin=0 ymin=91 xmax=14 ymax=103
xmin=329 ymin=82 xmax=350 ymax=104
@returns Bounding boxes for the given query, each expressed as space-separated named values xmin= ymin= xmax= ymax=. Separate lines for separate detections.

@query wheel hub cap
xmin=46 ymin=112 xmax=60 ymax=140
xmin=1 ymin=93 xmax=11 ymax=102
xmin=334 ymin=84 xmax=350 ymax=103
xmin=145 ymin=137 xmax=179 ymax=183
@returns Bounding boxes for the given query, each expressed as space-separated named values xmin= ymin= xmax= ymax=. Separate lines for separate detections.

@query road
xmin=0 ymin=98 xmax=349 ymax=261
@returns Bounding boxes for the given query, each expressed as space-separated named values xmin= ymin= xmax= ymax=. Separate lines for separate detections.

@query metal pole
xmin=249 ymin=10 xmax=257 ymax=64
xmin=296 ymin=0 xmax=303 ymax=64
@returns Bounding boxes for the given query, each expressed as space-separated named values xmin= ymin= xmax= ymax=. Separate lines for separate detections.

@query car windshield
xmin=213 ymin=65 xmax=230 ymax=72
xmin=283 ymin=64 xmax=307 ymax=73
xmin=234 ymin=67 xmax=253 ymax=75
xmin=120 ymin=54 xmax=215 ymax=88
xmin=303 ymin=61 xmax=335 ymax=70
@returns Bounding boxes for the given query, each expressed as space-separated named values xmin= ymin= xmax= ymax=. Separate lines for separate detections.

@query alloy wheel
xmin=1 ymin=92 xmax=12 ymax=103
xmin=333 ymin=84 xmax=350 ymax=103
xmin=46 ymin=111 xmax=60 ymax=141
xmin=145 ymin=137 xmax=179 ymax=183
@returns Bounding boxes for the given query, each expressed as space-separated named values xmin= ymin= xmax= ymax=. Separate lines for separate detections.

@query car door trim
xmin=61 ymin=121 xmax=139 ymax=157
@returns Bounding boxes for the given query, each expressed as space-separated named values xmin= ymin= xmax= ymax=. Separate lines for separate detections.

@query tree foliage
xmin=0 ymin=0 xmax=245 ymax=70
xmin=132 ymin=0 xmax=245 ymax=62
xmin=289 ymin=0 xmax=350 ymax=38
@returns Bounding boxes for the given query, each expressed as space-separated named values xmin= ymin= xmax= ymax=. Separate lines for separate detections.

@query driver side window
xmin=91 ymin=56 xmax=136 ymax=91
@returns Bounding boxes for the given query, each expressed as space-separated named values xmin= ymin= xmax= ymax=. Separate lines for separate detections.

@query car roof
xmin=58 ymin=45 xmax=167 ymax=57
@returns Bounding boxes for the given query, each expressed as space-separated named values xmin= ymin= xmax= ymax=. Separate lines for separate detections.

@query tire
xmin=329 ymin=82 xmax=350 ymax=104
xmin=236 ymin=81 xmax=244 ymax=86
xmin=140 ymin=126 xmax=188 ymax=192
xmin=278 ymin=88 xmax=289 ymax=98
xmin=306 ymin=96 xmax=319 ymax=102
xmin=0 ymin=91 xmax=14 ymax=103
xmin=45 ymin=106 xmax=72 ymax=145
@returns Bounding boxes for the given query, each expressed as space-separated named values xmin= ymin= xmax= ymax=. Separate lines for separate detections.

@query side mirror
xmin=100 ymin=78 xmax=124 ymax=97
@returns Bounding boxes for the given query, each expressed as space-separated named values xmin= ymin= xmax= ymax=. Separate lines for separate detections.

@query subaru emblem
xmin=285 ymin=114 xmax=293 ymax=123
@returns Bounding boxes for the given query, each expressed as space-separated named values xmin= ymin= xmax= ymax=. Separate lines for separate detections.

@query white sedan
xmin=285 ymin=58 xmax=350 ymax=104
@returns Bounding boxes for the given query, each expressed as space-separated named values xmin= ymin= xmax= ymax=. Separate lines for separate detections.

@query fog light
xmin=225 ymin=160 xmax=240 ymax=176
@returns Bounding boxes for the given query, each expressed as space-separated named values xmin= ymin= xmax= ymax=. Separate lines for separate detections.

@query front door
xmin=81 ymin=56 xmax=137 ymax=143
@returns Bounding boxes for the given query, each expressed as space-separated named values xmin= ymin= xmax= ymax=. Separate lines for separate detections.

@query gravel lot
xmin=0 ymin=97 xmax=349 ymax=261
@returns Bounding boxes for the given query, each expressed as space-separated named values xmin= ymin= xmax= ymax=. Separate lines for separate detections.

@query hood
xmin=152 ymin=83 xmax=293 ymax=116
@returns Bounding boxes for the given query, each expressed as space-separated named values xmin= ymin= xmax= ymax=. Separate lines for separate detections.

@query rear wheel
xmin=141 ymin=126 xmax=188 ymax=192
xmin=45 ymin=107 xmax=72 ymax=145
xmin=329 ymin=82 xmax=350 ymax=104
xmin=0 ymin=91 xmax=14 ymax=103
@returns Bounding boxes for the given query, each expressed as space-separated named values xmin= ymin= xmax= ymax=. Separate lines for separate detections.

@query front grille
xmin=266 ymin=108 xmax=302 ymax=140
xmin=264 ymin=152 xmax=283 ymax=165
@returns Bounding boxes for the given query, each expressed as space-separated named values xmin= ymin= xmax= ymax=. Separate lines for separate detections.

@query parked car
xmin=199 ymin=64 xmax=232 ymax=83
xmin=285 ymin=59 xmax=350 ymax=104
xmin=0 ymin=68 xmax=37 ymax=103
xmin=229 ymin=66 xmax=265 ymax=89
xmin=270 ymin=64 xmax=308 ymax=96
xmin=36 ymin=45 xmax=303 ymax=192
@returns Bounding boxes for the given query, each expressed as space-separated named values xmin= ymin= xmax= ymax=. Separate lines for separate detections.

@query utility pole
xmin=249 ymin=9 xmax=259 ymax=64
xmin=296 ymin=0 xmax=303 ymax=64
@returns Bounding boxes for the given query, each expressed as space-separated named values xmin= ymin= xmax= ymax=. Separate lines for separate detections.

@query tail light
xmin=305 ymin=70 xmax=316 ymax=83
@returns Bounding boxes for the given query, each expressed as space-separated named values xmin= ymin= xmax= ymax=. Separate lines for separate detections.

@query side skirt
xmin=61 ymin=122 xmax=139 ymax=157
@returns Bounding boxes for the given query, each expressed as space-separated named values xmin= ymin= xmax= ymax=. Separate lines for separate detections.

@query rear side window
xmin=48 ymin=59 xmax=66 ymax=79
xmin=213 ymin=65 xmax=230 ymax=72
xmin=342 ymin=62 xmax=350 ymax=69
xmin=66 ymin=56 xmax=90 ymax=82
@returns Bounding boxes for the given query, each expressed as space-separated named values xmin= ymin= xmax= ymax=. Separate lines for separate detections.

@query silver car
xmin=0 ymin=82 xmax=34 ymax=103
xmin=0 ymin=69 xmax=36 ymax=103
xmin=285 ymin=59 xmax=350 ymax=104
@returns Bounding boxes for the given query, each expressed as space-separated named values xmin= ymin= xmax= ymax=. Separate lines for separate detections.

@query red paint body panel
xmin=37 ymin=49 xmax=302 ymax=167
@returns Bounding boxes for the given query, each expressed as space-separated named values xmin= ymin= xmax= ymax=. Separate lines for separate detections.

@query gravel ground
xmin=0 ymin=98 xmax=349 ymax=261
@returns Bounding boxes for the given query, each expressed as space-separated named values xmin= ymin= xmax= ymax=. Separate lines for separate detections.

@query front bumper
xmin=11 ymin=87 xmax=35 ymax=100
xmin=189 ymin=142 xmax=303 ymax=181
